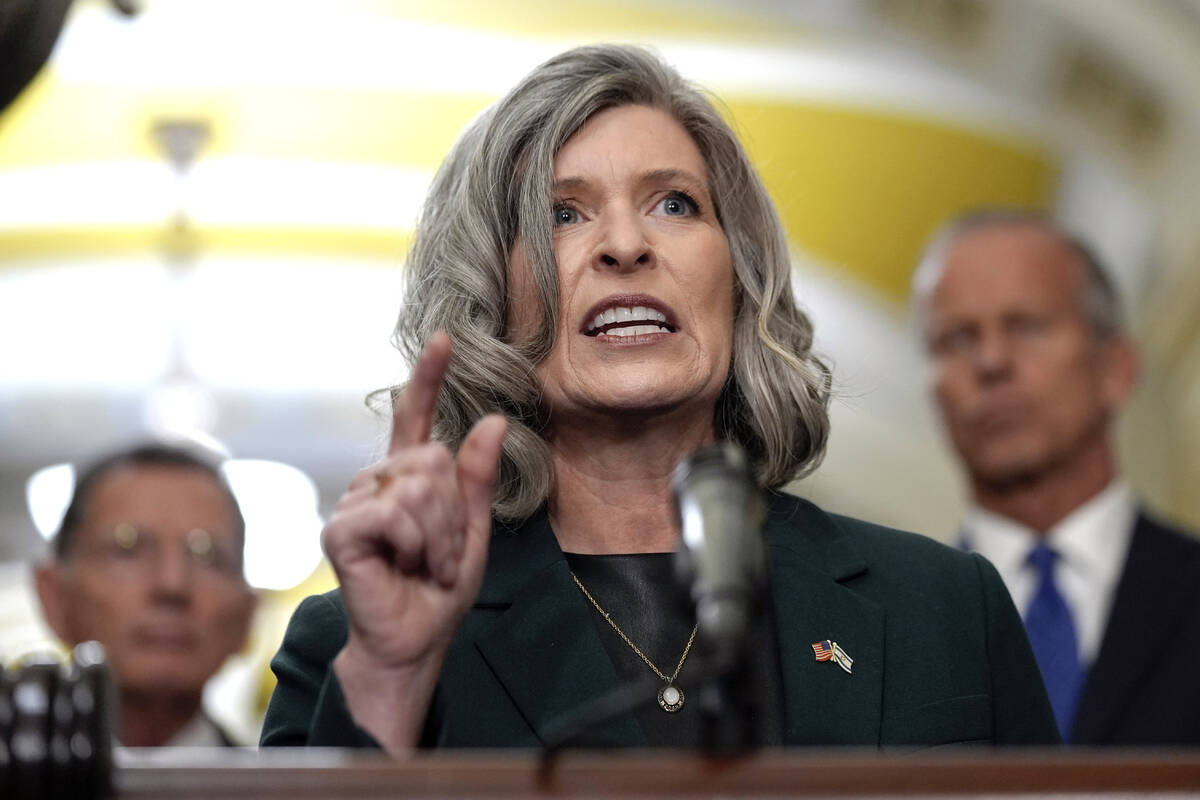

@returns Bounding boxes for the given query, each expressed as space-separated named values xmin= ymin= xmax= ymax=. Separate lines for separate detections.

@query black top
xmin=564 ymin=551 xmax=784 ymax=747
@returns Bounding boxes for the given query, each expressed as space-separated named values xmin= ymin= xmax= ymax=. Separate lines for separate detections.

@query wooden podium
xmin=116 ymin=748 xmax=1200 ymax=799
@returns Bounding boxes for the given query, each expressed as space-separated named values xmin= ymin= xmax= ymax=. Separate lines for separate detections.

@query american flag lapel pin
xmin=812 ymin=639 xmax=853 ymax=674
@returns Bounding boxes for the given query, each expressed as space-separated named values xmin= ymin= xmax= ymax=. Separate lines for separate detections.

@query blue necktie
xmin=1024 ymin=543 xmax=1083 ymax=741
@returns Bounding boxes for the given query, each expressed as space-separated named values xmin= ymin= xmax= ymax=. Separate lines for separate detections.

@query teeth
xmin=598 ymin=324 xmax=669 ymax=337
xmin=586 ymin=305 xmax=672 ymax=333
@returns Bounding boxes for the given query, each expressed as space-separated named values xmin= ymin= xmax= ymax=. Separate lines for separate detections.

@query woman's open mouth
xmin=581 ymin=296 xmax=678 ymax=338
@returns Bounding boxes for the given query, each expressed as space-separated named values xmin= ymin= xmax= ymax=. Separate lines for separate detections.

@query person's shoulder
xmin=1134 ymin=510 xmax=1200 ymax=558
xmin=298 ymin=587 xmax=347 ymax=615
xmin=767 ymin=490 xmax=996 ymax=604
xmin=769 ymin=489 xmax=970 ymax=564
xmin=768 ymin=491 xmax=1012 ymax=635
xmin=283 ymin=589 xmax=349 ymax=646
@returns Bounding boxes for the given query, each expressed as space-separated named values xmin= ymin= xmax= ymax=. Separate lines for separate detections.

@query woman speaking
xmin=261 ymin=45 xmax=1058 ymax=753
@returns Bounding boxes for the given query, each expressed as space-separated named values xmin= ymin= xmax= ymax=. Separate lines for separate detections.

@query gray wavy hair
xmin=391 ymin=44 xmax=831 ymax=520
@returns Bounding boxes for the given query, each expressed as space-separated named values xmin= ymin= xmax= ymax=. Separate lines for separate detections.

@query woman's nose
xmin=595 ymin=209 xmax=655 ymax=272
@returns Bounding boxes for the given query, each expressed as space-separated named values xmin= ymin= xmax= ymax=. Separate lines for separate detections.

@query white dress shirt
xmin=963 ymin=481 xmax=1136 ymax=667
xmin=164 ymin=712 xmax=230 ymax=747
xmin=115 ymin=711 xmax=231 ymax=756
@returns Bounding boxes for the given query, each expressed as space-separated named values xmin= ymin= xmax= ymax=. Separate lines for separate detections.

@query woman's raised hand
xmin=323 ymin=332 xmax=506 ymax=751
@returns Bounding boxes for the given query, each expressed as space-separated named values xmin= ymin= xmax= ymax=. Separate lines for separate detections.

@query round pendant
xmin=657 ymin=684 xmax=684 ymax=713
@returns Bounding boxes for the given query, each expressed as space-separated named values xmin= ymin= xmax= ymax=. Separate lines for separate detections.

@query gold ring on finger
xmin=373 ymin=470 xmax=394 ymax=494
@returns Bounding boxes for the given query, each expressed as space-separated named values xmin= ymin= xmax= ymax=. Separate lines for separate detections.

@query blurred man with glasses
xmin=34 ymin=444 xmax=257 ymax=747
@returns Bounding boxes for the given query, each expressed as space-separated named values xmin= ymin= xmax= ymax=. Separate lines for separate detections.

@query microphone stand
xmin=694 ymin=625 xmax=761 ymax=753
xmin=673 ymin=442 xmax=767 ymax=754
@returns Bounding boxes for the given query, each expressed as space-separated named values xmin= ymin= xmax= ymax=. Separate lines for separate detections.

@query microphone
xmin=672 ymin=442 xmax=767 ymax=672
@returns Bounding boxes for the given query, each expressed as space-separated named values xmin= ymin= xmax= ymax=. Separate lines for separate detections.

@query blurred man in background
xmin=913 ymin=210 xmax=1200 ymax=745
xmin=34 ymin=444 xmax=257 ymax=747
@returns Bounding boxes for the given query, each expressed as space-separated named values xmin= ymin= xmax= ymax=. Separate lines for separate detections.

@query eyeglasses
xmin=75 ymin=522 xmax=244 ymax=583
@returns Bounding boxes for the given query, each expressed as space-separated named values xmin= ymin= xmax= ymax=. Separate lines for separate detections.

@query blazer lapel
xmin=1072 ymin=514 xmax=1200 ymax=742
xmin=472 ymin=512 xmax=646 ymax=747
xmin=764 ymin=495 xmax=885 ymax=746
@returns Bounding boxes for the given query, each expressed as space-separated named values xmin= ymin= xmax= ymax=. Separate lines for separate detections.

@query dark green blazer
xmin=261 ymin=492 xmax=1059 ymax=749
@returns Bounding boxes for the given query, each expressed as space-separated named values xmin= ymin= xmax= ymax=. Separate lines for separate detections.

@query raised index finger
xmin=389 ymin=331 xmax=452 ymax=453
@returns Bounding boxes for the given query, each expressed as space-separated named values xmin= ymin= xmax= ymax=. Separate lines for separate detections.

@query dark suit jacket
xmin=1071 ymin=513 xmax=1200 ymax=745
xmin=260 ymin=492 xmax=1058 ymax=749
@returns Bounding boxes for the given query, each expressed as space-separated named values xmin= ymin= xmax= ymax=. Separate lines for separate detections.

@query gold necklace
xmin=571 ymin=571 xmax=698 ymax=713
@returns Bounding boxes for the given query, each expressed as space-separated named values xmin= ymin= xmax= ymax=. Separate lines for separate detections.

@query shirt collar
xmin=964 ymin=481 xmax=1135 ymax=575
xmin=165 ymin=712 xmax=227 ymax=747
xmin=963 ymin=504 xmax=1034 ymax=576
xmin=1046 ymin=481 xmax=1136 ymax=584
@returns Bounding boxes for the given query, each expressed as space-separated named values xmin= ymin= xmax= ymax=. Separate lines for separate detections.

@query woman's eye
xmin=554 ymin=206 xmax=579 ymax=226
xmin=655 ymin=191 xmax=699 ymax=217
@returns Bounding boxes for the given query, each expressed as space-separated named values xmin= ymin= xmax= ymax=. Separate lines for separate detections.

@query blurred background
xmin=2 ymin=0 xmax=1198 ymax=742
